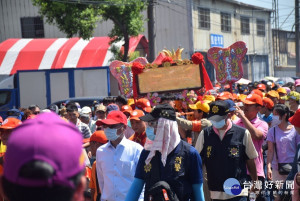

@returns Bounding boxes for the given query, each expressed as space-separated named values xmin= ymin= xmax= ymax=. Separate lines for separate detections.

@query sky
xmin=237 ymin=0 xmax=295 ymax=31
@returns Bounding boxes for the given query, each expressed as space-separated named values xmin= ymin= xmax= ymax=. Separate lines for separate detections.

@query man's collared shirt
xmin=234 ymin=116 xmax=268 ymax=177
xmin=96 ymin=137 xmax=143 ymax=201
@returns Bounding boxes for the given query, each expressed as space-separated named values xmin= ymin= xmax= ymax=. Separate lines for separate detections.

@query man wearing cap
xmin=80 ymin=106 xmax=96 ymax=134
xmin=277 ymin=88 xmax=287 ymax=104
xmin=257 ymin=83 xmax=267 ymax=93
xmin=176 ymin=100 xmax=211 ymax=146
xmin=95 ymin=103 xmax=106 ymax=120
xmin=287 ymin=91 xmax=300 ymax=112
xmin=66 ymin=103 xmax=91 ymax=139
xmin=260 ymin=97 xmax=274 ymax=127
xmin=129 ymin=110 xmax=147 ymax=147
xmin=234 ymin=94 xmax=269 ymax=190
xmin=0 ymin=118 xmax=22 ymax=175
xmin=0 ymin=112 xmax=87 ymax=201
xmin=125 ymin=104 xmax=205 ymax=201
xmin=89 ymin=131 xmax=108 ymax=201
xmin=266 ymin=90 xmax=279 ymax=105
xmin=96 ymin=110 xmax=144 ymax=201
xmin=195 ymin=101 xmax=258 ymax=200
xmin=295 ymin=79 xmax=300 ymax=93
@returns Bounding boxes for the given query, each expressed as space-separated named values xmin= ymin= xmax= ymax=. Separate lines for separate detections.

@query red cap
xmin=251 ymin=89 xmax=263 ymax=98
xmin=130 ymin=110 xmax=145 ymax=121
xmin=262 ymin=98 xmax=274 ymax=110
xmin=121 ymin=105 xmax=133 ymax=114
xmin=242 ymin=94 xmax=263 ymax=106
xmin=257 ymin=84 xmax=266 ymax=91
xmin=216 ymin=92 xmax=233 ymax=100
xmin=90 ymin=130 xmax=108 ymax=144
xmin=135 ymin=98 xmax=152 ymax=113
xmin=0 ymin=118 xmax=22 ymax=129
xmin=289 ymin=109 xmax=300 ymax=127
xmin=96 ymin=111 xmax=127 ymax=126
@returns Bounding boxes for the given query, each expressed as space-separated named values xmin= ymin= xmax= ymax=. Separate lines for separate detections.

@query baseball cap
xmin=127 ymin=98 xmax=135 ymax=106
xmin=90 ymin=130 xmax=108 ymax=144
xmin=251 ymin=89 xmax=263 ymax=98
xmin=139 ymin=104 xmax=176 ymax=122
xmin=81 ymin=106 xmax=91 ymax=114
xmin=216 ymin=92 xmax=233 ymax=100
xmin=295 ymin=79 xmax=300 ymax=87
xmin=96 ymin=110 xmax=127 ymax=126
xmin=121 ymin=105 xmax=133 ymax=114
xmin=242 ymin=94 xmax=263 ymax=106
xmin=0 ymin=118 xmax=22 ymax=129
xmin=6 ymin=109 xmax=22 ymax=120
xmin=106 ymin=104 xmax=119 ymax=114
xmin=257 ymin=83 xmax=266 ymax=91
xmin=224 ymin=99 xmax=236 ymax=112
xmin=267 ymin=90 xmax=279 ymax=99
xmin=262 ymin=98 xmax=274 ymax=110
xmin=130 ymin=110 xmax=145 ymax=121
xmin=277 ymin=87 xmax=287 ymax=95
xmin=208 ymin=101 xmax=230 ymax=121
xmin=287 ymin=91 xmax=300 ymax=101
xmin=136 ymin=98 xmax=152 ymax=113
xmin=189 ymin=101 xmax=210 ymax=113
xmin=3 ymin=112 xmax=84 ymax=188
xmin=95 ymin=104 xmax=106 ymax=112
xmin=289 ymin=109 xmax=300 ymax=127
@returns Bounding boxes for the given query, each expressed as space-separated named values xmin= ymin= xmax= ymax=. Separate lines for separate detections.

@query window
xmin=257 ymin=19 xmax=265 ymax=36
xmin=221 ymin=12 xmax=231 ymax=32
xmin=198 ymin=8 xmax=210 ymax=29
xmin=240 ymin=17 xmax=250 ymax=34
xmin=21 ymin=17 xmax=44 ymax=38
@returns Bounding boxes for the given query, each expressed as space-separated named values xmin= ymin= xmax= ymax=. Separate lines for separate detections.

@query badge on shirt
xmin=144 ymin=163 xmax=152 ymax=173
xmin=207 ymin=146 xmax=212 ymax=158
xmin=174 ymin=156 xmax=182 ymax=172
xmin=229 ymin=147 xmax=239 ymax=157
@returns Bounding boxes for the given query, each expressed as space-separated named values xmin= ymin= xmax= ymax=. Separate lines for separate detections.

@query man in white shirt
xmin=96 ymin=110 xmax=144 ymax=201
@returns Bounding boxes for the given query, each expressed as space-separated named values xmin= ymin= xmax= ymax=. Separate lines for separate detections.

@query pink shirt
xmin=234 ymin=116 xmax=268 ymax=177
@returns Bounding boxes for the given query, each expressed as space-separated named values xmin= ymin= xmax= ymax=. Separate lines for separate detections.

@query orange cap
xmin=121 ymin=105 xmax=133 ymax=114
xmin=257 ymin=83 xmax=266 ymax=91
xmin=130 ymin=110 xmax=145 ymax=120
xmin=90 ymin=130 xmax=108 ymax=144
xmin=0 ymin=118 xmax=22 ymax=129
xmin=267 ymin=90 xmax=279 ymax=99
xmin=135 ymin=98 xmax=152 ymax=113
xmin=242 ymin=94 xmax=263 ymax=106
xmin=262 ymin=98 xmax=274 ymax=110
xmin=216 ymin=92 xmax=233 ymax=100
xmin=251 ymin=89 xmax=263 ymax=98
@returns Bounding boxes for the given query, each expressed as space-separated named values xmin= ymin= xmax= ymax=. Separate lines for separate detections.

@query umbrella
xmin=277 ymin=77 xmax=295 ymax=84
xmin=235 ymin=78 xmax=251 ymax=85
xmin=264 ymin=76 xmax=279 ymax=82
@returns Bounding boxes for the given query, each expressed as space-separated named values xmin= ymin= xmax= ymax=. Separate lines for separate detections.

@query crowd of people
xmin=0 ymin=78 xmax=299 ymax=201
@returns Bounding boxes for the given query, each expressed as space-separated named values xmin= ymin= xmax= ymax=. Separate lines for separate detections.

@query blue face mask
xmin=146 ymin=126 xmax=155 ymax=141
xmin=211 ymin=119 xmax=226 ymax=129
xmin=104 ymin=128 xmax=119 ymax=141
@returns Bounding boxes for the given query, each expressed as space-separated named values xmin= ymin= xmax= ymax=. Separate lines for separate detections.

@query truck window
xmin=0 ymin=91 xmax=11 ymax=107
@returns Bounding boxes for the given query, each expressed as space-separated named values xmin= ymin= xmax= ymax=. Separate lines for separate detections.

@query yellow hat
xmin=288 ymin=91 xmax=300 ymax=101
xmin=189 ymin=101 xmax=210 ymax=113
xmin=277 ymin=87 xmax=287 ymax=95
xmin=203 ymin=95 xmax=215 ymax=103
xmin=127 ymin=98 xmax=134 ymax=106
xmin=267 ymin=90 xmax=279 ymax=99
xmin=237 ymin=94 xmax=247 ymax=101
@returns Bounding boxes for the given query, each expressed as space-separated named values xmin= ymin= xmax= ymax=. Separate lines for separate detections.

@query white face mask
xmin=296 ymin=86 xmax=300 ymax=93
xmin=272 ymin=115 xmax=282 ymax=126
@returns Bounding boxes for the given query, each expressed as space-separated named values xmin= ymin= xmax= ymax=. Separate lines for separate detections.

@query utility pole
xmin=296 ymin=0 xmax=300 ymax=77
xmin=147 ymin=0 xmax=156 ymax=63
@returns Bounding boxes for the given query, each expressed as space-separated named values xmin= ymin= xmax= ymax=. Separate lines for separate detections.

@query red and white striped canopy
xmin=0 ymin=35 xmax=148 ymax=75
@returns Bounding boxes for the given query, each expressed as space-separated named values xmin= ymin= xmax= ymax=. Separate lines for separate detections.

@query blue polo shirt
xmin=135 ymin=140 xmax=203 ymax=200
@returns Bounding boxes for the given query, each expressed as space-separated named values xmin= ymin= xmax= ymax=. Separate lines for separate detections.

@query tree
xmin=32 ymin=0 xmax=147 ymax=61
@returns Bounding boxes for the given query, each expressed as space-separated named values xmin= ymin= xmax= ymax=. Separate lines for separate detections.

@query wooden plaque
xmin=137 ymin=64 xmax=203 ymax=94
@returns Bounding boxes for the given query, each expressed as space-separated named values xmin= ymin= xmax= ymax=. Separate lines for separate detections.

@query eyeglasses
xmin=147 ymin=121 xmax=158 ymax=128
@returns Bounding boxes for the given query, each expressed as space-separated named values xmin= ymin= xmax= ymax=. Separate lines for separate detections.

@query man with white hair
xmin=125 ymin=104 xmax=204 ymax=201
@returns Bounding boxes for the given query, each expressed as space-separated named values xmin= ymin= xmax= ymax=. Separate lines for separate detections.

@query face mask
xmin=296 ymin=86 xmax=300 ymax=93
xmin=146 ymin=126 xmax=155 ymax=141
xmin=272 ymin=115 xmax=282 ymax=126
xmin=104 ymin=128 xmax=119 ymax=141
xmin=211 ymin=119 xmax=226 ymax=129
